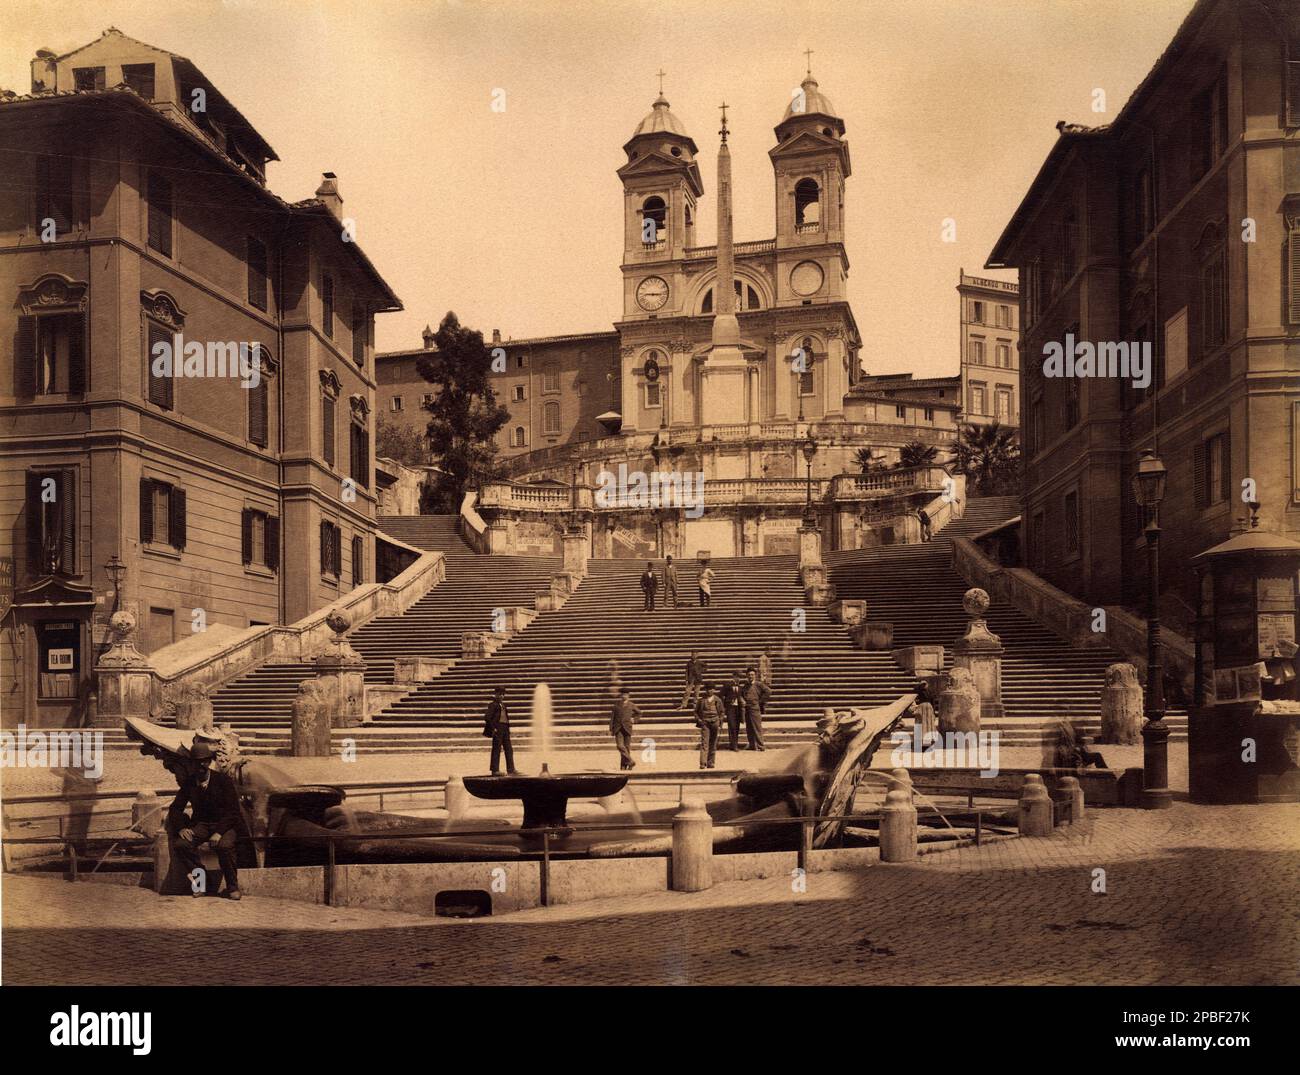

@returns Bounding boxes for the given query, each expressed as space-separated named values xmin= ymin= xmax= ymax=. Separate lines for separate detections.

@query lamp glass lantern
xmin=1131 ymin=449 xmax=1167 ymax=511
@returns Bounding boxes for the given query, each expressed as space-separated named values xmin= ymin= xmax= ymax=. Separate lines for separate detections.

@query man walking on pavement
xmin=611 ymin=688 xmax=640 ymax=770
xmin=483 ymin=686 xmax=519 ymax=775
xmin=680 ymin=649 xmax=707 ymax=711
xmin=742 ymin=668 xmax=771 ymax=751
xmin=640 ymin=561 xmax=658 ymax=612
xmin=664 ymin=554 xmax=679 ymax=609
xmin=695 ymin=683 xmax=724 ymax=769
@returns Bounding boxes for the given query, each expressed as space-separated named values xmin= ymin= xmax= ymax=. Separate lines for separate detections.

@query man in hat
xmin=640 ymin=561 xmax=658 ymax=612
xmin=721 ymin=672 xmax=745 ymax=751
xmin=663 ymin=554 xmax=679 ymax=609
xmin=742 ymin=668 xmax=771 ymax=751
xmin=610 ymin=688 xmax=640 ymax=770
xmin=167 ymin=739 xmax=246 ymax=900
xmin=483 ymin=686 xmax=519 ymax=775
xmin=694 ymin=683 xmax=725 ymax=770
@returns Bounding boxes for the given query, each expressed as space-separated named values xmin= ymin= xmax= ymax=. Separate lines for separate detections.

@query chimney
xmin=422 ymin=325 xmax=435 ymax=349
xmin=31 ymin=48 xmax=57 ymax=93
xmin=315 ymin=172 xmax=343 ymax=219
xmin=492 ymin=328 xmax=501 ymax=344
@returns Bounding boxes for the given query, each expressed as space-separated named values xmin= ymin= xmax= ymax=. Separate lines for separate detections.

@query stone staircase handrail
xmin=133 ymin=551 xmax=446 ymax=714
xmin=459 ymin=491 xmax=490 ymax=553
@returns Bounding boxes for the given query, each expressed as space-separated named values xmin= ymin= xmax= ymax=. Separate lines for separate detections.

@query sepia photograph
xmin=0 ymin=0 xmax=1296 ymax=1049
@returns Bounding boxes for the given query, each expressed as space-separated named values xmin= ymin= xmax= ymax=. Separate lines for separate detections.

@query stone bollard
xmin=671 ymin=798 xmax=713 ymax=892
xmin=879 ymin=769 xmax=918 ymax=862
xmin=1099 ymin=662 xmax=1143 ymax=744
xmin=1018 ymin=773 xmax=1054 ymax=836
xmin=131 ymin=790 xmax=161 ymax=833
xmin=443 ymin=774 xmax=469 ymax=819
xmin=1057 ymin=775 xmax=1085 ymax=824
xmin=290 ymin=678 xmax=333 ymax=757
xmin=151 ymin=827 xmax=172 ymax=894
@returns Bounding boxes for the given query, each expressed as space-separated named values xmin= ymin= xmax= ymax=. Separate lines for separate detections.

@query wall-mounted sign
xmin=0 ymin=556 xmax=12 ymax=621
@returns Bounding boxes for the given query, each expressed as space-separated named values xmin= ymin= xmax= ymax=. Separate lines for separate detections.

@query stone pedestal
xmin=487 ymin=521 xmax=510 ymax=554
xmin=827 ymin=599 xmax=867 ymax=626
xmin=852 ymin=622 xmax=894 ymax=651
xmin=951 ymin=588 xmax=1004 ymax=719
xmin=392 ymin=656 xmax=456 ymax=683
xmin=172 ymin=683 xmax=214 ymax=731
xmin=93 ymin=611 xmax=153 ymax=729
xmin=879 ymin=769 xmax=918 ymax=863
xmin=938 ymin=666 xmax=981 ymax=733
xmin=671 ymin=797 xmax=713 ymax=892
xmin=314 ymin=610 xmax=366 ymax=728
xmin=1057 ymin=775 xmax=1085 ymax=823
xmin=562 ymin=530 xmax=588 ymax=578
xmin=699 ymin=346 xmax=749 ymax=426
xmin=798 ymin=524 xmax=823 ymax=570
xmin=151 ymin=827 xmax=173 ymax=893
xmin=462 ymin=631 xmax=499 ymax=658
xmin=291 ymin=678 xmax=334 ymax=756
xmin=1018 ymin=774 xmax=1054 ymax=835
xmin=892 ymin=645 xmax=944 ymax=675
xmin=1098 ymin=662 xmax=1143 ymax=744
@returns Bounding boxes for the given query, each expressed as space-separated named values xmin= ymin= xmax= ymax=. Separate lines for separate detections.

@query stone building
xmin=0 ymin=29 xmax=401 ymax=727
xmin=986 ymin=0 xmax=1300 ymax=626
xmin=958 ymin=271 xmax=1020 ymax=427
xmin=383 ymin=71 xmax=957 ymax=559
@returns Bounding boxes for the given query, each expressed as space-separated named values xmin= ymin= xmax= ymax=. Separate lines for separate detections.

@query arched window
xmin=798 ymin=336 xmax=815 ymax=396
xmin=701 ymin=281 xmax=761 ymax=314
xmin=795 ymin=178 xmax=821 ymax=228
xmin=513 ymin=426 xmax=526 ymax=447
xmin=543 ymin=401 xmax=561 ymax=435
xmin=642 ymin=196 xmax=666 ymax=245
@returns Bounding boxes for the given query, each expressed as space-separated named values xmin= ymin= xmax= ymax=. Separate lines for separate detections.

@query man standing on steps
xmin=917 ymin=506 xmax=932 ymax=543
xmin=663 ymin=554 xmax=679 ymax=609
xmin=640 ymin=561 xmax=658 ymax=612
xmin=483 ymin=686 xmax=519 ymax=776
xmin=742 ymin=668 xmax=771 ymax=751
xmin=695 ymin=683 xmax=724 ymax=769
xmin=610 ymin=688 xmax=640 ymax=770
xmin=721 ymin=672 xmax=744 ymax=751
xmin=680 ymin=650 xmax=707 ymax=711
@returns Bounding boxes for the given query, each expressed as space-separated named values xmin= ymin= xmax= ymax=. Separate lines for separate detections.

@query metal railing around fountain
xmin=4 ymin=803 xmax=1004 ymax=907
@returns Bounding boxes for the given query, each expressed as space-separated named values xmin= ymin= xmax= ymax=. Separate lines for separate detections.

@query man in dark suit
xmin=695 ymin=683 xmax=724 ymax=770
xmin=640 ymin=562 xmax=658 ymax=612
xmin=742 ymin=669 xmax=771 ymax=751
xmin=610 ymin=689 xmax=640 ymax=770
xmin=168 ymin=740 xmax=247 ymax=900
xmin=483 ymin=686 xmax=519 ymax=775
xmin=679 ymin=650 xmax=707 ymax=711
xmin=721 ymin=673 xmax=744 ymax=751
xmin=663 ymin=554 xmax=679 ymax=608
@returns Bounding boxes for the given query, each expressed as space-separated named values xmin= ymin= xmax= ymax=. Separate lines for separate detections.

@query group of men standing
xmin=682 ymin=648 xmax=773 ymax=769
xmin=640 ymin=556 xmax=715 ymax=610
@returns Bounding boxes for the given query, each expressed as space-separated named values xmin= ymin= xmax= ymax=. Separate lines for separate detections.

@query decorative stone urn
xmin=314 ymin=609 xmax=365 ymax=728
xmin=93 ymin=610 xmax=153 ymax=728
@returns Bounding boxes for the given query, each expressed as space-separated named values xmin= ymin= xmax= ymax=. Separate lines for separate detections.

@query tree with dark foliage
xmin=953 ymin=421 xmax=1020 ymax=496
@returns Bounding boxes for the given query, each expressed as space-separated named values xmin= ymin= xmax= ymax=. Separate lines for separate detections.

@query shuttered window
xmin=247 ymin=237 xmax=268 ymax=310
xmin=248 ymin=359 xmax=269 ymax=447
xmin=16 ymin=311 xmax=87 ymax=396
xmin=320 ymin=520 xmax=341 ymax=577
xmin=1287 ymin=40 xmax=1300 ymax=128
xmin=140 ymin=478 xmax=186 ymax=550
xmin=322 ymin=274 xmax=334 ymax=339
xmin=147 ymin=172 xmax=173 ymax=257
xmin=322 ymin=395 xmax=336 ymax=467
xmin=1289 ymin=225 xmax=1300 ymax=325
xmin=25 ymin=469 xmax=76 ymax=576
xmin=352 ymin=306 xmax=366 ymax=366
xmin=241 ymin=508 xmax=280 ymax=570
xmin=352 ymin=535 xmax=364 ymax=587
xmin=350 ymin=421 xmax=369 ymax=489
xmin=1195 ymin=433 xmax=1231 ymax=509
xmin=146 ymin=320 xmax=174 ymax=409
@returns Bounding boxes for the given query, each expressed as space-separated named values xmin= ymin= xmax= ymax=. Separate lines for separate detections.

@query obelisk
xmin=699 ymin=102 xmax=749 ymax=426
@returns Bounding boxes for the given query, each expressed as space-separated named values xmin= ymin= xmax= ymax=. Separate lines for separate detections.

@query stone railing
xmin=684 ymin=239 xmax=777 ymax=259
xmin=458 ymin=490 xmax=490 ymax=553
xmin=830 ymin=466 xmax=949 ymax=500
xmin=112 ymin=551 xmax=446 ymax=720
xmin=478 ymin=481 xmax=592 ymax=512
xmin=950 ymin=536 xmax=1195 ymax=693
xmin=691 ymin=478 xmax=828 ymax=506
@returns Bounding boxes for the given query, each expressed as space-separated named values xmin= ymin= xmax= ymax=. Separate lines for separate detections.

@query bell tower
xmin=617 ymin=86 xmax=703 ymax=323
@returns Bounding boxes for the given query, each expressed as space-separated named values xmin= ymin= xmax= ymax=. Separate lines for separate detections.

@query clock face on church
xmin=636 ymin=276 xmax=669 ymax=311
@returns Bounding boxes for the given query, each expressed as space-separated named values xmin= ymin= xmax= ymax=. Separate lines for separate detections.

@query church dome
xmin=633 ymin=94 xmax=689 ymax=139
xmin=779 ymin=76 xmax=844 ymax=131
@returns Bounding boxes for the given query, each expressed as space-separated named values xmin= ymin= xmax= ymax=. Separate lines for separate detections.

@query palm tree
xmin=895 ymin=440 xmax=939 ymax=470
xmin=954 ymin=421 xmax=1021 ymax=496
xmin=854 ymin=447 xmax=887 ymax=474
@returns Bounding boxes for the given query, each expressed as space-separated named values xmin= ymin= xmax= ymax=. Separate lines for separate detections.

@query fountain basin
xmin=463 ymin=773 xmax=629 ymax=830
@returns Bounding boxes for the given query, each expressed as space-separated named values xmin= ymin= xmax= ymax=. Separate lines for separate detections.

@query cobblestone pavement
xmin=5 ymin=801 xmax=1295 ymax=985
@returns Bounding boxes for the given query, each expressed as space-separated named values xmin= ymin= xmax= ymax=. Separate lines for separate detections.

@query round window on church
xmin=671 ymin=146 xmax=681 ymax=157
xmin=790 ymin=260 xmax=824 ymax=297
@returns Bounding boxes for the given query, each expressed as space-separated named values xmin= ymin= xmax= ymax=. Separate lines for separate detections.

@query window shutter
xmin=249 ymin=378 xmax=268 ymax=447
xmin=68 ymin=309 xmax=87 ymax=393
xmin=147 ymin=173 xmax=172 ymax=256
xmin=170 ymin=487 xmax=186 ymax=550
xmin=265 ymin=514 xmax=280 ymax=572
xmin=25 ymin=471 xmax=43 ymax=573
xmin=139 ymin=477 xmax=154 ymax=543
xmin=1289 ymin=229 xmax=1300 ymax=324
xmin=1220 ymin=433 xmax=1231 ymax=504
xmin=1193 ymin=440 xmax=1207 ymax=510
xmin=241 ymin=508 xmax=253 ymax=564
xmin=59 ymin=469 xmax=76 ymax=574
xmin=1287 ymin=48 xmax=1300 ymax=127
xmin=320 ymin=520 xmax=330 ymax=575
xmin=352 ymin=535 xmax=363 ymax=586
xmin=334 ymin=526 xmax=342 ymax=577
xmin=322 ymin=396 xmax=335 ymax=467
xmin=350 ymin=423 xmax=360 ymax=482
xmin=147 ymin=321 xmax=173 ymax=409
xmin=16 ymin=315 xmax=37 ymax=397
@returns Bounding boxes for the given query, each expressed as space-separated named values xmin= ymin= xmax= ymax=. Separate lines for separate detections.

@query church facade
xmin=377 ymin=75 xmax=957 ymax=559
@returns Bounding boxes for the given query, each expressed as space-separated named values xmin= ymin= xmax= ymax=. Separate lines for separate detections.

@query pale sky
xmin=1 ymin=0 xmax=1195 ymax=378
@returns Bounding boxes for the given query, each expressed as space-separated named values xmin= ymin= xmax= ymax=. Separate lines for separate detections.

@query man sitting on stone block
xmin=167 ymin=740 xmax=247 ymax=900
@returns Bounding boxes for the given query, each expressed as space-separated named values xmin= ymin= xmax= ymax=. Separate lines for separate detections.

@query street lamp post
xmin=104 ymin=555 xmax=127 ymax=613
xmin=801 ymin=434 xmax=818 ymax=528
xmin=1132 ymin=449 xmax=1172 ymax=809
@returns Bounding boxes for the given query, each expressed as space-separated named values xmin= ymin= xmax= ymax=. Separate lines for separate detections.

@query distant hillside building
xmin=958 ymin=271 xmax=1020 ymax=427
